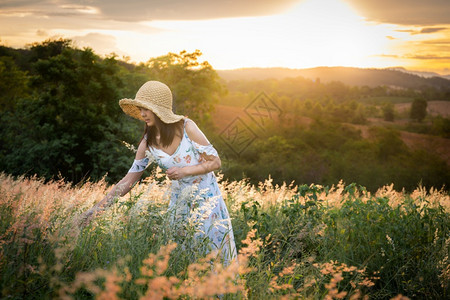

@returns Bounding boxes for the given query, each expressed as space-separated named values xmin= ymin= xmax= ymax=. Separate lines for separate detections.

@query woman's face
xmin=139 ymin=107 xmax=156 ymax=126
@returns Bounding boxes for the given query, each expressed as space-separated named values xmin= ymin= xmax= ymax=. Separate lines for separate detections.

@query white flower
xmin=386 ymin=234 xmax=395 ymax=250
xmin=145 ymin=149 xmax=156 ymax=164
xmin=122 ymin=141 xmax=156 ymax=166
xmin=122 ymin=141 xmax=137 ymax=152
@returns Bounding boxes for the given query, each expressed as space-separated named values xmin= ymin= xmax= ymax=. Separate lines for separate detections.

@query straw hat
xmin=119 ymin=81 xmax=184 ymax=124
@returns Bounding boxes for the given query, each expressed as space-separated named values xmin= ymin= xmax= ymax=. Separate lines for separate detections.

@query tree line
xmin=221 ymin=76 xmax=450 ymax=137
xmin=218 ymin=120 xmax=449 ymax=192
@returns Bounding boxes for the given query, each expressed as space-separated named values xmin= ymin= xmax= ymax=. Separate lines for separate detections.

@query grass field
xmin=1 ymin=171 xmax=449 ymax=299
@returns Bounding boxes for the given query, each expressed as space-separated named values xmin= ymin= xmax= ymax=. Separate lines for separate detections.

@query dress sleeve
xmin=128 ymin=157 xmax=150 ymax=173
xmin=184 ymin=119 xmax=219 ymax=158
xmin=191 ymin=140 xmax=219 ymax=158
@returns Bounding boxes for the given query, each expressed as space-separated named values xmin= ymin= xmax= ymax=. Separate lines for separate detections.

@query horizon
xmin=1 ymin=0 xmax=449 ymax=74
xmin=215 ymin=65 xmax=449 ymax=75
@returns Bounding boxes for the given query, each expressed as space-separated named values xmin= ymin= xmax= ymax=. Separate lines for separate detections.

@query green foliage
xmin=322 ymin=187 xmax=449 ymax=299
xmin=220 ymin=121 xmax=450 ymax=192
xmin=431 ymin=116 xmax=450 ymax=138
xmin=382 ymin=102 xmax=395 ymax=122
xmin=369 ymin=127 xmax=408 ymax=160
xmin=29 ymin=38 xmax=72 ymax=61
xmin=144 ymin=50 xmax=225 ymax=128
xmin=0 ymin=41 xmax=140 ymax=183
xmin=410 ymin=98 xmax=428 ymax=122
xmin=361 ymin=96 xmax=413 ymax=105
xmin=0 ymin=56 xmax=29 ymax=112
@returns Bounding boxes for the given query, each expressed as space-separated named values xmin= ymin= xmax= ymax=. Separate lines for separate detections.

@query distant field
xmin=220 ymin=95 xmax=450 ymax=118
xmin=360 ymin=96 xmax=413 ymax=105
xmin=395 ymin=100 xmax=450 ymax=117
xmin=400 ymin=130 xmax=450 ymax=164
xmin=360 ymin=98 xmax=450 ymax=118
xmin=213 ymin=104 xmax=312 ymax=135
xmin=213 ymin=104 xmax=450 ymax=165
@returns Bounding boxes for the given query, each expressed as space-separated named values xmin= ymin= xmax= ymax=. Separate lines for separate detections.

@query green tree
xmin=144 ymin=50 xmax=225 ymax=128
xmin=410 ymin=98 xmax=427 ymax=122
xmin=351 ymin=105 xmax=367 ymax=124
xmin=369 ymin=126 xmax=408 ymax=160
xmin=431 ymin=116 xmax=450 ymax=138
xmin=28 ymin=38 xmax=72 ymax=61
xmin=0 ymin=40 xmax=141 ymax=183
xmin=382 ymin=102 xmax=395 ymax=122
xmin=0 ymin=56 xmax=29 ymax=112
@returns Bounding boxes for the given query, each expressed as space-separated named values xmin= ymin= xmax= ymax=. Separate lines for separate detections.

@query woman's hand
xmin=77 ymin=207 xmax=98 ymax=227
xmin=166 ymin=167 xmax=187 ymax=180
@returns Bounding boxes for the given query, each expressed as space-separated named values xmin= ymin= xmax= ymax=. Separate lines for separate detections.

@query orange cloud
xmin=344 ymin=0 xmax=450 ymax=25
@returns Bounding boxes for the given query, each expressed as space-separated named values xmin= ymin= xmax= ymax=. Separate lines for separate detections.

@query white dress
xmin=128 ymin=119 xmax=237 ymax=265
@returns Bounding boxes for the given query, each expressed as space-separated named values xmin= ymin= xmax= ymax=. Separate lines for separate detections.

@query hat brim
xmin=119 ymin=98 xmax=184 ymax=124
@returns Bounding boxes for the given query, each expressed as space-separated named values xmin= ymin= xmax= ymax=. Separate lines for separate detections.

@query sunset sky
xmin=1 ymin=0 xmax=449 ymax=74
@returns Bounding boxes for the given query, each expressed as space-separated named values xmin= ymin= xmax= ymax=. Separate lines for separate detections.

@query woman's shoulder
xmin=184 ymin=118 xmax=199 ymax=135
xmin=184 ymin=118 xmax=210 ymax=146
xmin=135 ymin=137 xmax=148 ymax=160
xmin=184 ymin=117 xmax=196 ymax=129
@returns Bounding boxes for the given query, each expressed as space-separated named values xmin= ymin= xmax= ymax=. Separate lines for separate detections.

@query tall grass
xmin=1 ymin=171 xmax=448 ymax=299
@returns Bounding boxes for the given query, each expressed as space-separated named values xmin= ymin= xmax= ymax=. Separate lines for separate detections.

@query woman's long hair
xmin=143 ymin=114 xmax=184 ymax=148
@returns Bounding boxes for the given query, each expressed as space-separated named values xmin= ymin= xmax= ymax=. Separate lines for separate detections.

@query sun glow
xmin=134 ymin=0 xmax=394 ymax=69
xmin=276 ymin=0 xmax=392 ymax=68
xmin=2 ymin=0 xmax=444 ymax=72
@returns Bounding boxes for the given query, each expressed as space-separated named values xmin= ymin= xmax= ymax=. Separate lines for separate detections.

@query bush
xmin=410 ymin=98 xmax=427 ymax=122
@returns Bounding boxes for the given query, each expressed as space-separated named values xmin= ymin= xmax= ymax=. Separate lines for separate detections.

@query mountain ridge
xmin=217 ymin=66 xmax=450 ymax=90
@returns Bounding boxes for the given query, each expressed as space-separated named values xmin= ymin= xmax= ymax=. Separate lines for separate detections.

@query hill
xmin=217 ymin=67 xmax=450 ymax=90
xmin=387 ymin=67 xmax=450 ymax=80
xmin=213 ymin=104 xmax=450 ymax=166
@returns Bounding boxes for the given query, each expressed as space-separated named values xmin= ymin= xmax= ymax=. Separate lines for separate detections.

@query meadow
xmin=1 ymin=169 xmax=449 ymax=299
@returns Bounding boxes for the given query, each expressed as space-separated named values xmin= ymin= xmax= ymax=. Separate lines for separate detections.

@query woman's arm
xmin=166 ymin=120 xmax=221 ymax=180
xmin=91 ymin=171 xmax=143 ymax=211
xmin=79 ymin=138 xmax=148 ymax=224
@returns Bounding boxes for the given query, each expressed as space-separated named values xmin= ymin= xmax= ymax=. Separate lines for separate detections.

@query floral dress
xmin=128 ymin=119 xmax=237 ymax=265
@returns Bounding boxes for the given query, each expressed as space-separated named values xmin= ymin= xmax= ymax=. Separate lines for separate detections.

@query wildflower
xmin=239 ymin=229 xmax=263 ymax=258
xmin=122 ymin=141 xmax=137 ymax=152
xmin=97 ymin=269 xmax=122 ymax=300
xmin=386 ymin=234 xmax=395 ymax=250
xmin=433 ymin=228 xmax=439 ymax=245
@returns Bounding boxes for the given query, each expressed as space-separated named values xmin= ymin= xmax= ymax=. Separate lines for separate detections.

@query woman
xmin=81 ymin=81 xmax=237 ymax=265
